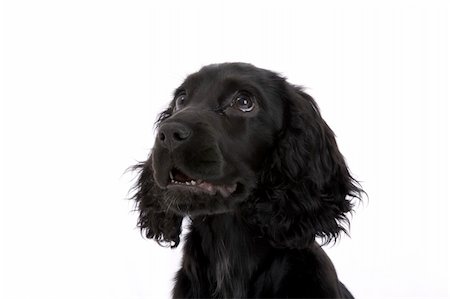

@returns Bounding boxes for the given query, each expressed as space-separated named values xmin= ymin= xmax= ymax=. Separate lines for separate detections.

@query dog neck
xmin=183 ymin=213 xmax=269 ymax=298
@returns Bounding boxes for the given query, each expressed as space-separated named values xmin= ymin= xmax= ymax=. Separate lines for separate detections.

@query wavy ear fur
xmin=247 ymin=83 xmax=362 ymax=249
xmin=131 ymin=158 xmax=183 ymax=247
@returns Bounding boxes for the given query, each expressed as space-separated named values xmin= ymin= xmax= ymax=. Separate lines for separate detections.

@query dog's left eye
xmin=174 ymin=93 xmax=187 ymax=111
xmin=232 ymin=93 xmax=254 ymax=112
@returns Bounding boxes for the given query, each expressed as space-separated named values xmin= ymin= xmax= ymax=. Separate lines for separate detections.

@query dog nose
xmin=158 ymin=122 xmax=192 ymax=149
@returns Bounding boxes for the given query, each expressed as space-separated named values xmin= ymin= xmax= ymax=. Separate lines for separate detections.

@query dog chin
xmin=162 ymin=188 xmax=244 ymax=216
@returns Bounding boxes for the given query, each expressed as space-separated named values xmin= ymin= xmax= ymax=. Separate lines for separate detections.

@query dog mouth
xmin=168 ymin=168 xmax=237 ymax=197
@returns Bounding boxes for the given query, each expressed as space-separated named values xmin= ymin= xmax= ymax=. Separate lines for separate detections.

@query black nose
xmin=158 ymin=122 xmax=192 ymax=149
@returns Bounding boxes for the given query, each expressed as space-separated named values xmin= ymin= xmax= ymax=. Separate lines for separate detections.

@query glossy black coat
xmin=131 ymin=63 xmax=362 ymax=298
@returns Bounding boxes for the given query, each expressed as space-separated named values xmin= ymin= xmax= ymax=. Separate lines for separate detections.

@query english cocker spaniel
xmin=132 ymin=63 xmax=362 ymax=298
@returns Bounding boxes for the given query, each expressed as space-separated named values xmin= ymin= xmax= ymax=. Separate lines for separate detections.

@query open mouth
xmin=168 ymin=168 xmax=237 ymax=197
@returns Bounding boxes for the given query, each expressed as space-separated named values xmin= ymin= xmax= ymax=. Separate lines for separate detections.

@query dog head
xmin=132 ymin=63 xmax=361 ymax=248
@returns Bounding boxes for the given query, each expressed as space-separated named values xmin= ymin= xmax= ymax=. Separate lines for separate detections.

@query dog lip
xmin=167 ymin=182 xmax=238 ymax=197
xmin=165 ymin=167 xmax=238 ymax=197
xmin=169 ymin=168 xmax=201 ymax=184
xmin=167 ymin=169 xmax=237 ymax=197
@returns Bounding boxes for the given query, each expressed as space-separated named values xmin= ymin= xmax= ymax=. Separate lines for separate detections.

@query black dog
xmin=132 ymin=63 xmax=362 ymax=298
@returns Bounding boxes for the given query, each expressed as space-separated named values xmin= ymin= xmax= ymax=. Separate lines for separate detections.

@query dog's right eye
xmin=174 ymin=93 xmax=187 ymax=111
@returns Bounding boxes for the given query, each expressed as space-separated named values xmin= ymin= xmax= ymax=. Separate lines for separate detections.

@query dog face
xmin=152 ymin=63 xmax=285 ymax=215
xmin=132 ymin=63 xmax=361 ymax=248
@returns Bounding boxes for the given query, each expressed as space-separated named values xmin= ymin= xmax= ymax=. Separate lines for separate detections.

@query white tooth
xmin=186 ymin=181 xmax=191 ymax=185
xmin=169 ymin=171 xmax=173 ymax=180
xmin=191 ymin=180 xmax=196 ymax=185
xmin=171 ymin=179 xmax=175 ymax=183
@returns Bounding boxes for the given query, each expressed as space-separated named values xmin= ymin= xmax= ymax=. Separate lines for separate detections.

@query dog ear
xmin=131 ymin=158 xmax=183 ymax=248
xmin=252 ymin=83 xmax=362 ymax=249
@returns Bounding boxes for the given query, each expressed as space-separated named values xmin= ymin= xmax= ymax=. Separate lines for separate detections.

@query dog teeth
xmin=169 ymin=171 xmax=174 ymax=180
xmin=170 ymin=179 xmax=199 ymax=185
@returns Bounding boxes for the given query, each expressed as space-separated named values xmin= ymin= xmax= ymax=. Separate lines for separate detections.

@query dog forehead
xmin=179 ymin=64 xmax=275 ymax=103
xmin=185 ymin=63 xmax=271 ymax=84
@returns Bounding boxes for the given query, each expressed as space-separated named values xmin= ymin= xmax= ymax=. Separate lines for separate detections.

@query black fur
xmin=131 ymin=63 xmax=362 ymax=298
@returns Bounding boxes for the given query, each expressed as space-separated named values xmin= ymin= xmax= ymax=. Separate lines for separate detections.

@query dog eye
xmin=174 ymin=93 xmax=187 ymax=111
xmin=232 ymin=93 xmax=254 ymax=112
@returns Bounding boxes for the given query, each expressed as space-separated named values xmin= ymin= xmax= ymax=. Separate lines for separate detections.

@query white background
xmin=1 ymin=0 xmax=449 ymax=298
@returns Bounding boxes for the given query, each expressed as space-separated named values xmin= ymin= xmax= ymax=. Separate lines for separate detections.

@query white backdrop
xmin=1 ymin=1 xmax=449 ymax=298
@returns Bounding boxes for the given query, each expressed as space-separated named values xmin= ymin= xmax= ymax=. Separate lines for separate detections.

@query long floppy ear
xmin=250 ymin=83 xmax=362 ymax=249
xmin=131 ymin=157 xmax=183 ymax=248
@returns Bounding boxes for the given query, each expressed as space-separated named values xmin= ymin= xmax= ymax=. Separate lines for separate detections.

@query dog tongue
xmin=197 ymin=181 xmax=237 ymax=197
xmin=195 ymin=181 xmax=212 ymax=193
xmin=217 ymin=184 xmax=237 ymax=197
